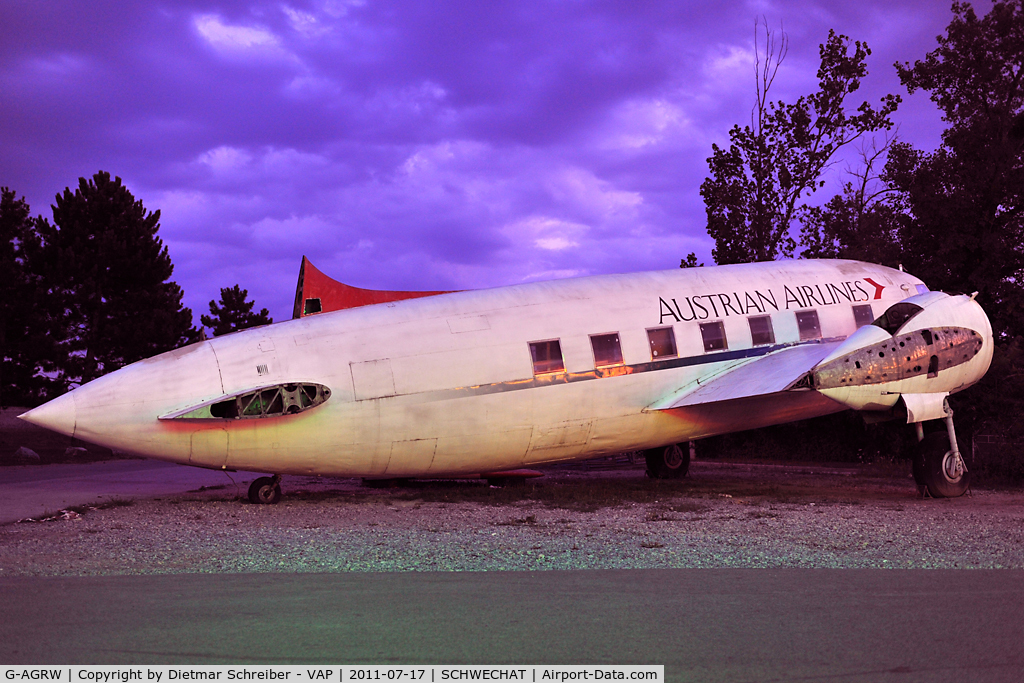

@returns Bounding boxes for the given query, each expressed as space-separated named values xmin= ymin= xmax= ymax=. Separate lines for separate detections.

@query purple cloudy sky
xmin=0 ymin=0 xmax=977 ymax=324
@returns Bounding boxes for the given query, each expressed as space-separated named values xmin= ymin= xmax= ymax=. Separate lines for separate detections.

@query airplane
xmin=20 ymin=258 xmax=992 ymax=503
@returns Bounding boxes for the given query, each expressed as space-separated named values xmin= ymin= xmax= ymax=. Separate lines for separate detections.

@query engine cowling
xmin=811 ymin=291 xmax=993 ymax=421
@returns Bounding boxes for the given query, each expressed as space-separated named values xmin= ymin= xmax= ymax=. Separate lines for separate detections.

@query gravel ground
xmin=2 ymin=461 xmax=1023 ymax=575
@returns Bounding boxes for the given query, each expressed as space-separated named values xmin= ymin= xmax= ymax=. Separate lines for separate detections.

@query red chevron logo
xmin=864 ymin=278 xmax=886 ymax=300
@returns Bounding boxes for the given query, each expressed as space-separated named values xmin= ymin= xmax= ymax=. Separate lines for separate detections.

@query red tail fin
xmin=292 ymin=256 xmax=456 ymax=318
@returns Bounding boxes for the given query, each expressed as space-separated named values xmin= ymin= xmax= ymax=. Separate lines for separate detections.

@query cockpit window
xmin=872 ymin=302 xmax=923 ymax=335
xmin=175 ymin=383 xmax=331 ymax=420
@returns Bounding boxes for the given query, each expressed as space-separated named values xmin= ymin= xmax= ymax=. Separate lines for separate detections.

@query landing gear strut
xmin=645 ymin=443 xmax=690 ymax=479
xmin=248 ymin=475 xmax=282 ymax=504
xmin=913 ymin=401 xmax=970 ymax=498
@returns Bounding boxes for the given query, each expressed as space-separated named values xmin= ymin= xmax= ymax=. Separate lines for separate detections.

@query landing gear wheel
xmin=248 ymin=476 xmax=282 ymax=504
xmin=645 ymin=443 xmax=690 ymax=479
xmin=916 ymin=431 xmax=970 ymax=498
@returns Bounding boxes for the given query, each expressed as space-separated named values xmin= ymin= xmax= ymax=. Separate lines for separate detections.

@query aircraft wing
xmin=648 ymin=340 xmax=844 ymax=410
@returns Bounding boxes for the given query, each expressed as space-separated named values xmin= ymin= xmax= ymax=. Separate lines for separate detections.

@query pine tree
xmin=0 ymin=188 xmax=58 ymax=406
xmin=45 ymin=172 xmax=196 ymax=387
xmin=201 ymin=285 xmax=273 ymax=337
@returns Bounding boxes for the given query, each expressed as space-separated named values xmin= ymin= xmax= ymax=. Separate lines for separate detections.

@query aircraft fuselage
xmin=21 ymin=260 xmax=993 ymax=479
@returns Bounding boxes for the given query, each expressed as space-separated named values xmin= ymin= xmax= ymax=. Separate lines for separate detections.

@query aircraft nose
xmin=19 ymin=390 xmax=77 ymax=438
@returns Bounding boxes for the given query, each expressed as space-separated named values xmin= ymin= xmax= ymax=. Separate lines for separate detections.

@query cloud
xmin=194 ymin=14 xmax=281 ymax=52
xmin=197 ymin=146 xmax=253 ymax=173
xmin=0 ymin=0 xmax=959 ymax=322
xmin=282 ymin=6 xmax=330 ymax=39
xmin=503 ymin=216 xmax=589 ymax=252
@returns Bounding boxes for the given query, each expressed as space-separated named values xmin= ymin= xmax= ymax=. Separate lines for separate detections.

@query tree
xmin=199 ymin=282 xmax=270 ymax=335
xmin=799 ymin=134 xmax=905 ymax=267
xmin=884 ymin=0 xmax=1024 ymax=340
xmin=44 ymin=172 xmax=196 ymax=387
xmin=797 ymin=1 xmax=1024 ymax=461
xmin=201 ymin=285 xmax=273 ymax=337
xmin=680 ymin=252 xmax=704 ymax=268
xmin=700 ymin=23 xmax=900 ymax=264
xmin=0 ymin=188 xmax=58 ymax=407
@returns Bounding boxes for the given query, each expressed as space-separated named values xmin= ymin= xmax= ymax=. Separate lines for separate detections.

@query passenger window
xmin=529 ymin=339 xmax=565 ymax=374
xmin=748 ymin=315 xmax=775 ymax=346
xmin=796 ymin=310 xmax=821 ymax=340
xmin=647 ymin=327 xmax=677 ymax=359
xmin=590 ymin=333 xmax=623 ymax=367
xmin=852 ymin=304 xmax=874 ymax=328
xmin=699 ymin=321 xmax=727 ymax=352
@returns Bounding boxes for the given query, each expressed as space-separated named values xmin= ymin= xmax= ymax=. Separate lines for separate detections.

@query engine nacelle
xmin=811 ymin=291 xmax=993 ymax=421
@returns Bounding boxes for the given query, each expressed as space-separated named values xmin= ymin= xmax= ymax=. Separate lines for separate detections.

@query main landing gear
xmin=913 ymin=401 xmax=970 ymax=498
xmin=645 ymin=443 xmax=690 ymax=479
xmin=248 ymin=475 xmax=282 ymax=504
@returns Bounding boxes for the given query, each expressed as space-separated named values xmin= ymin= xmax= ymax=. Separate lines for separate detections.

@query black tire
xmin=912 ymin=445 xmax=927 ymax=487
xmin=916 ymin=431 xmax=970 ymax=498
xmin=486 ymin=476 xmax=526 ymax=487
xmin=248 ymin=476 xmax=282 ymax=504
xmin=645 ymin=443 xmax=690 ymax=479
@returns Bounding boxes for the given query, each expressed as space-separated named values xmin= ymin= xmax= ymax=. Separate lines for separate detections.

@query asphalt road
xmin=1 ymin=460 xmax=264 ymax=523
xmin=3 ymin=461 xmax=1023 ymax=681
xmin=2 ymin=569 xmax=1023 ymax=682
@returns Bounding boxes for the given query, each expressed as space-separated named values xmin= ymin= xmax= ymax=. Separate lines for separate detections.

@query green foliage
xmin=787 ymin=1 xmax=1024 ymax=479
xmin=700 ymin=25 xmax=899 ymax=265
xmin=0 ymin=189 xmax=59 ymax=407
xmin=885 ymin=0 xmax=1024 ymax=340
xmin=697 ymin=4 xmax=1024 ymax=481
xmin=45 ymin=172 xmax=196 ymax=387
xmin=798 ymin=136 xmax=905 ymax=267
xmin=679 ymin=252 xmax=703 ymax=268
xmin=201 ymin=285 xmax=273 ymax=337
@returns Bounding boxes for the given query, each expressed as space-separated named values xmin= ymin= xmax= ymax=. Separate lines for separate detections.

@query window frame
xmin=796 ymin=310 xmax=822 ymax=341
xmin=590 ymin=332 xmax=624 ymax=368
xmin=852 ymin=304 xmax=874 ymax=328
xmin=747 ymin=315 xmax=775 ymax=346
xmin=646 ymin=326 xmax=678 ymax=360
xmin=528 ymin=339 xmax=565 ymax=375
xmin=699 ymin=321 xmax=728 ymax=352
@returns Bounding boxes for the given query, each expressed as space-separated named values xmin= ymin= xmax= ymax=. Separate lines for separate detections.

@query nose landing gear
xmin=248 ymin=475 xmax=283 ymax=504
xmin=912 ymin=401 xmax=970 ymax=498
